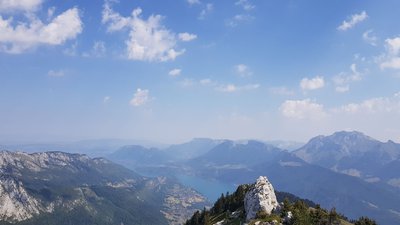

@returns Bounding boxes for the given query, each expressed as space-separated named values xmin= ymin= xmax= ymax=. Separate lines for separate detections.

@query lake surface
xmin=176 ymin=175 xmax=237 ymax=202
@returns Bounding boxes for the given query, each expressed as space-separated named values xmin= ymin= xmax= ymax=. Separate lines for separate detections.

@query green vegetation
xmin=185 ymin=184 xmax=378 ymax=225
xmin=354 ymin=217 xmax=378 ymax=225
xmin=0 ymin=185 xmax=168 ymax=225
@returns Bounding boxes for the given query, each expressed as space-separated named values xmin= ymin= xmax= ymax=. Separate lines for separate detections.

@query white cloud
xmin=269 ymin=86 xmax=295 ymax=96
xmin=235 ymin=0 xmax=255 ymax=11
xmin=380 ymin=37 xmax=400 ymax=70
xmin=337 ymin=93 xmax=400 ymax=114
xmin=300 ymin=76 xmax=325 ymax=91
xmin=169 ymin=68 xmax=181 ymax=77
xmin=0 ymin=7 xmax=82 ymax=53
xmin=333 ymin=64 xmax=362 ymax=93
xmin=381 ymin=58 xmax=400 ymax=70
xmin=47 ymin=70 xmax=65 ymax=77
xmin=178 ymin=32 xmax=197 ymax=42
xmin=386 ymin=37 xmax=400 ymax=55
xmin=103 ymin=96 xmax=111 ymax=103
xmin=102 ymin=3 xmax=185 ymax=62
xmin=363 ymin=30 xmax=377 ymax=46
xmin=216 ymin=83 xmax=259 ymax=92
xmin=337 ymin=11 xmax=368 ymax=31
xmin=130 ymin=88 xmax=150 ymax=106
xmin=0 ymin=0 xmax=43 ymax=12
xmin=187 ymin=0 xmax=201 ymax=5
xmin=280 ymin=99 xmax=327 ymax=120
xmin=235 ymin=64 xmax=252 ymax=77
xmin=198 ymin=3 xmax=213 ymax=20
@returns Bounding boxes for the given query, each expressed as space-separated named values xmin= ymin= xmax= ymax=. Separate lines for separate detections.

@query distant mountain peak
xmin=331 ymin=130 xmax=374 ymax=140
xmin=306 ymin=131 xmax=377 ymax=149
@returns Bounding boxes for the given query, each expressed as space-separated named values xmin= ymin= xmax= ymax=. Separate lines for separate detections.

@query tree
xmin=310 ymin=204 xmax=328 ymax=225
xmin=354 ymin=217 xmax=378 ymax=225
xmin=291 ymin=200 xmax=312 ymax=225
xmin=328 ymin=208 xmax=340 ymax=225
xmin=280 ymin=198 xmax=293 ymax=218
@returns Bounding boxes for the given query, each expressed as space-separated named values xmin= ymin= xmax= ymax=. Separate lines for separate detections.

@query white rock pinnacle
xmin=244 ymin=176 xmax=278 ymax=221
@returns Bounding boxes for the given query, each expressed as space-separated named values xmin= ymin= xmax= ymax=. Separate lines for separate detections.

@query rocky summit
xmin=244 ymin=176 xmax=278 ymax=221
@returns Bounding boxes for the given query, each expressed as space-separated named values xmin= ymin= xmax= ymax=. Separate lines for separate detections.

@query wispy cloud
xmin=169 ymin=68 xmax=182 ymax=77
xmin=178 ymin=32 xmax=197 ymax=42
xmin=130 ymin=88 xmax=150 ymax=106
xmin=198 ymin=3 xmax=213 ymax=20
xmin=180 ymin=77 xmax=259 ymax=93
xmin=103 ymin=96 xmax=111 ymax=103
xmin=333 ymin=64 xmax=362 ymax=93
xmin=335 ymin=92 xmax=400 ymax=114
xmin=300 ymin=76 xmax=325 ymax=91
xmin=199 ymin=78 xmax=214 ymax=86
xmin=187 ymin=0 xmax=201 ymax=5
xmin=235 ymin=64 xmax=252 ymax=77
xmin=235 ymin=0 xmax=255 ymax=11
xmin=362 ymin=30 xmax=378 ymax=46
xmin=269 ymin=87 xmax=295 ymax=96
xmin=82 ymin=41 xmax=106 ymax=57
xmin=280 ymin=99 xmax=327 ymax=120
xmin=380 ymin=37 xmax=400 ymax=70
xmin=216 ymin=83 xmax=259 ymax=93
xmin=180 ymin=78 xmax=195 ymax=87
xmin=337 ymin=11 xmax=368 ymax=31
xmin=47 ymin=70 xmax=65 ymax=77
xmin=226 ymin=14 xmax=254 ymax=27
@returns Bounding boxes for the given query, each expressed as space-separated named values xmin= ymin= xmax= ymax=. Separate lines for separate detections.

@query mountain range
xmin=107 ymin=131 xmax=400 ymax=225
xmin=294 ymin=131 xmax=400 ymax=188
xmin=0 ymin=150 xmax=207 ymax=225
xmin=1 ymin=131 xmax=400 ymax=224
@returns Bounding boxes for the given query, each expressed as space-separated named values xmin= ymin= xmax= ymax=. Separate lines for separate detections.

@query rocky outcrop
xmin=0 ymin=176 xmax=45 ymax=222
xmin=244 ymin=176 xmax=278 ymax=221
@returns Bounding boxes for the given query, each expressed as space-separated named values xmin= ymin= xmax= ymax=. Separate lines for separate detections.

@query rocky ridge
xmin=244 ymin=176 xmax=278 ymax=221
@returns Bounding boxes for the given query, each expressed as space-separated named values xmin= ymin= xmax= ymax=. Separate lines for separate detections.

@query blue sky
xmin=1 ymin=0 xmax=400 ymax=143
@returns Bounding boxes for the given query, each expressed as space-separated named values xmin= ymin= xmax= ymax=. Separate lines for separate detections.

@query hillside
xmin=185 ymin=177 xmax=376 ymax=225
xmin=0 ymin=150 xmax=207 ymax=225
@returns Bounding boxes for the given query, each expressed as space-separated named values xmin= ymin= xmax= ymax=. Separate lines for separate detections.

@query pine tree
xmin=354 ymin=217 xmax=377 ymax=225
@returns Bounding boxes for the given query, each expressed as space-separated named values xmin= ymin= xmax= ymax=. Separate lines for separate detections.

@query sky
xmin=1 ymin=0 xmax=400 ymax=144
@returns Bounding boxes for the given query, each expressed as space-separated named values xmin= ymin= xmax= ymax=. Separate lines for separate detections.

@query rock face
xmin=0 ymin=176 xmax=45 ymax=222
xmin=244 ymin=176 xmax=278 ymax=221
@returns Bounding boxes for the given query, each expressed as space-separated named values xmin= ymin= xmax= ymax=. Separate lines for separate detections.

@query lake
xmin=176 ymin=174 xmax=237 ymax=202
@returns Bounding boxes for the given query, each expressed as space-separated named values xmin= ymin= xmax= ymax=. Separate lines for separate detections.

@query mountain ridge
xmin=0 ymin=150 xmax=207 ymax=225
